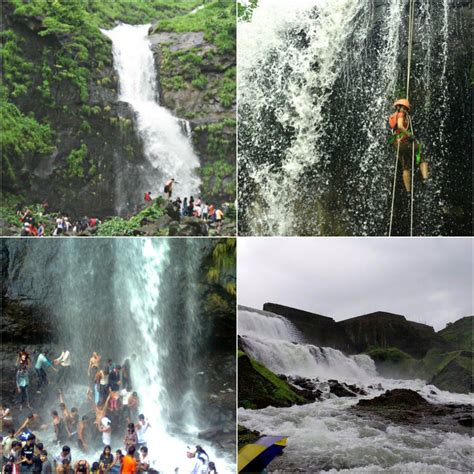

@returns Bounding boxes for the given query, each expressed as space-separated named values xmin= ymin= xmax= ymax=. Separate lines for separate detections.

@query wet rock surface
xmin=328 ymin=380 xmax=367 ymax=397
xmin=354 ymin=389 xmax=473 ymax=435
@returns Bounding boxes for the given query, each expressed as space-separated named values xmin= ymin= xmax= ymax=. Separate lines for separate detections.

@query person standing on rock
xmin=215 ymin=209 xmax=224 ymax=232
xmin=164 ymin=179 xmax=176 ymax=199
xmin=35 ymin=351 xmax=57 ymax=393
xmin=135 ymin=414 xmax=150 ymax=451
xmin=201 ymin=203 xmax=209 ymax=221
xmin=54 ymin=351 xmax=71 ymax=384
xmin=16 ymin=363 xmax=31 ymax=411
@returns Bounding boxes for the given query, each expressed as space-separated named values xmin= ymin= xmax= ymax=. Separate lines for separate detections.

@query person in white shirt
xmin=138 ymin=446 xmax=150 ymax=472
xmin=54 ymin=350 xmax=71 ymax=383
xmin=135 ymin=414 xmax=150 ymax=449
xmin=99 ymin=417 xmax=112 ymax=446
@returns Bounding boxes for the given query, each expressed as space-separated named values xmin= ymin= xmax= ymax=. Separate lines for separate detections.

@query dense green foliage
xmin=367 ymin=347 xmax=413 ymax=364
xmin=0 ymin=96 xmax=54 ymax=182
xmin=96 ymin=201 xmax=165 ymax=236
xmin=195 ymin=119 xmax=236 ymax=197
xmin=366 ymin=345 xmax=473 ymax=393
xmin=203 ymin=239 xmax=236 ymax=314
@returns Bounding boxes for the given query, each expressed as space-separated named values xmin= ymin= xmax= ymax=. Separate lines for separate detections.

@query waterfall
xmin=239 ymin=307 xmax=377 ymax=382
xmin=2 ymin=239 xmax=234 ymax=472
xmin=238 ymin=305 xmax=473 ymax=472
xmin=103 ymin=24 xmax=201 ymax=211
xmin=238 ymin=307 xmax=303 ymax=341
xmin=238 ymin=0 xmax=471 ymax=236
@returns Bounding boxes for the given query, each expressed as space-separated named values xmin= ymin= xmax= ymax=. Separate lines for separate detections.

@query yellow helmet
xmin=394 ymin=98 xmax=411 ymax=110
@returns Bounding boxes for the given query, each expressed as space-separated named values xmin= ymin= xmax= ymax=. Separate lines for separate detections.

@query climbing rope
xmin=409 ymin=116 xmax=415 ymax=236
xmin=388 ymin=142 xmax=400 ymax=237
xmin=406 ymin=0 xmax=415 ymax=101
xmin=388 ymin=0 xmax=416 ymax=236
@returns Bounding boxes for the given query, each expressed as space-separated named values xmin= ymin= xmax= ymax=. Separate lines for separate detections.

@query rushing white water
xmin=238 ymin=0 xmax=470 ymax=236
xmin=239 ymin=306 xmax=473 ymax=472
xmin=239 ymin=307 xmax=376 ymax=382
xmin=112 ymin=239 xmax=234 ymax=473
xmin=238 ymin=308 xmax=303 ymax=341
xmin=103 ymin=24 xmax=201 ymax=209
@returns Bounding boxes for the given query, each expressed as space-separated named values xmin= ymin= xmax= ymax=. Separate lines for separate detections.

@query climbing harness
xmin=389 ymin=0 xmax=416 ymax=237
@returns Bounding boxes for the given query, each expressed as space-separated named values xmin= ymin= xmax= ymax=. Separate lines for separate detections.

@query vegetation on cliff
xmin=366 ymin=346 xmax=473 ymax=394
xmin=238 ymin=351 xmax=307 ymax=409
xmin=1 ymin=0 xmax=235 ymax=221
xmin=438 ymin=317 xmax=473 ymax=352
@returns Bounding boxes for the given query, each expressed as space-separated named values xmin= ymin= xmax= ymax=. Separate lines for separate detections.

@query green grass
xmin=242 ymin=353 xmax=306 ymax=408
xmin=154 ymin=0 xmax=236 ymax=55
xmin=438 ymin=317 xmax=473 ymax=352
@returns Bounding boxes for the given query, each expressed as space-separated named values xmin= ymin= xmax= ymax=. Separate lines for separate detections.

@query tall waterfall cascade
xmin=103 ymin=24 xmax=201 ymax=211
xmin=238 ymin=0 xmax=470 ymax=236
xmin=3 ymin=239 xmax=233 ymax=473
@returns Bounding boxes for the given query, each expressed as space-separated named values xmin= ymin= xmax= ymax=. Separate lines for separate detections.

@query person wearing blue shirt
xmin=34 ymin=351 xmax=57 ymax=393
xmin=16 ymin=365 xmax=31 ymax=410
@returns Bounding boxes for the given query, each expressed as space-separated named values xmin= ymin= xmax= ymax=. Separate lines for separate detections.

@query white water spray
xmin=103 ymin=24 xmax=201 ymax=207
xmin=112 ymin=239 xmax=234 ymax=473
xmin=239 ymin=0 xmax=466 ymax=236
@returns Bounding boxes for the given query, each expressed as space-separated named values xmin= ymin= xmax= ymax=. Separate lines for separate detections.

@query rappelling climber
xmin=144 ymin=191 xmax=152 ymax=202
xmin=163 ymin=178 xmax=176 ymax=199
xmin=388 ymin=98 xmax=428 ymax=193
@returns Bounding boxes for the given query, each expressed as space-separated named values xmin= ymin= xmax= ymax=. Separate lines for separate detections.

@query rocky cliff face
xmin=339 ymin=312 xmax=447 ymax=358
xmin=2 ymin=1 xmax=235 ymax=219
xmin=2 ymin=3 xmax=151 ymax=218
xmin=262 ymin=304 xmax=451 ymax=358
xmin=262 ymin=303 xmax=356 ymax=353
xmin=148 ymin=28 xmax=236 ymax=204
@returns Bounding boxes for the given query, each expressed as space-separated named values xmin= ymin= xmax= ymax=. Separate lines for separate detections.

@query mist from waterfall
xmin=103 ymin=24 xmax=201 ymax=213
xmin=2 ymin=239 xmax=234 ymax=473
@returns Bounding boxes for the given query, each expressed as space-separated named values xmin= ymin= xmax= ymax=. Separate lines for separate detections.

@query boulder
xmin=328 ymin=380 xmax=367 ymax=397
xmin=354 ymin=389 xmax=473 ymax=435
xmin=165 ymin=202 xmax=181 ymax=221
xmin=177 ymin=217 xmax=208 ymax=236
xmin=357 ymin=389 xmax=429 ymax=408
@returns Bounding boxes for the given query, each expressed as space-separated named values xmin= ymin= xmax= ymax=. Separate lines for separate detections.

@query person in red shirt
xmin=144 ymin=192 xmax=152 ymax=202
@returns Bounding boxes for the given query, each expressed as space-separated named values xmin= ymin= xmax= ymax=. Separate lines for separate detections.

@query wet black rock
xmin=354 ymin=389 xmax=473 ymax=435
xmin=357 ymin=389 xmax=429 ymax=408
xmin=328 ymin=380 xmax=367 ymax=397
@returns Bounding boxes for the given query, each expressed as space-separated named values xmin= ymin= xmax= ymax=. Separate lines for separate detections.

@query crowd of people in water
xmin=1 ymin=349 xmax=219 ymax=473
xmin=17 ymin=179 xmax=230 ymax=237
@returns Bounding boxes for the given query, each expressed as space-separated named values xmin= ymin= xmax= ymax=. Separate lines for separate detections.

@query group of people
xmin=1 ymin=349 xmax=219 ymax=473
xmin=18 ymin=209 xmax=101 ymax=237
xmin=145 ymin=179 xmax=228 ymax=232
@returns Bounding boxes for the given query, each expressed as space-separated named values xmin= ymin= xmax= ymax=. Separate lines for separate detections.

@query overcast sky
xmin=238 ymin=238 xmax=473 ymax=331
